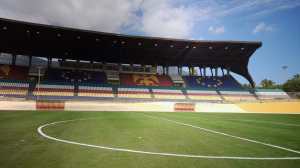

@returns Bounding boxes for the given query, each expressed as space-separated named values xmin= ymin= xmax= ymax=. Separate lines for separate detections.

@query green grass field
xmin=0 ymin=111 xmax=300 ymax=168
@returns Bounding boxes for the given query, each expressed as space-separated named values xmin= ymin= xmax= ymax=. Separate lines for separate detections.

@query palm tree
xmin=260 ymin=79 xmax=275 ymax=88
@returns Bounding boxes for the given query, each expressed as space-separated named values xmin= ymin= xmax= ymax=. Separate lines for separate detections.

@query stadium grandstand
xmin=0 ymin=18 xmax=291 ymax=104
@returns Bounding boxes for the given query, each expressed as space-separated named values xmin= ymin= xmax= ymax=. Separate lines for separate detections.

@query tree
xmin=282 ymin=74 xmax=300 ymax=92
xmin=260 ymin=79 xmax=276 ymax=88
xmin=242 ymin=83 xmax=252 ymax=89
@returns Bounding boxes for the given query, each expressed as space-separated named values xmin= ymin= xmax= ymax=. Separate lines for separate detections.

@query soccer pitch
xmin=0 ymin=111 xmax=300 ymax=168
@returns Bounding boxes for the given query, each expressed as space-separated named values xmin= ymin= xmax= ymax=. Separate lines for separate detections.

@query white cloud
xmin=208 ymin=26 xmax=225 ymax=34
xmin=253 ymin=22 xmax=274 ymax=34
xmin=137 ymin=0 xmax=199 ymax=39
xmin=0 ymin=0 xmax=142 ymax=33
xmin=0 ymin=0 xmax=298 ymax=39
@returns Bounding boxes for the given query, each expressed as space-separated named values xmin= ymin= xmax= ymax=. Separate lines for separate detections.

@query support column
xmin=191 ymin=67 xmax=195 ymax=75
xmin=226 ymin=67 xmax=230 ymax=75
xmin=103 ymin=62 xmax=107 ymax=71
xmin=199 ymin=67 xmax=203 ymax=76
xmin=29 ymin=56 xmax=32 ymax=68
xmin=154 ymin=65 xmax=158 ymax=74
xmin=12 ymin=54 xmax=16 ymax=66
xmin=179 ymin=67 xmax=183 ymax=75
xmin=76 ymin=59 xmax=80 ymax=68
xmin=166 ymin=66 xmax=169 ymax=75
xmin=221 ymin=68 xmax=225 ymax=76
xmin=210 ymin=67 xmax=214 ymax=77
xmin=47 ymin=57 xmax=52 ymax=68
xmin=119 ymin=63 xmax=123 ymax=72
xmin=90 ymin=60 xmax=94 ymax=69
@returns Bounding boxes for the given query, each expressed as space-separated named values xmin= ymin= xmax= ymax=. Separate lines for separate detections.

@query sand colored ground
xmin=238 ymin=101 xmax=300 ymax=113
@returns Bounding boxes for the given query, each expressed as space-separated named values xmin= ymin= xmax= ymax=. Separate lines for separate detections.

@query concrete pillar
xmin=12 ymin=54 xmax=16 ymax=66
xmin=221 ymin=68 xmax=225 ymax=76
xmin=29 ymin=56 xmax=32 ymax=68
xmin=166 ymin=66 xmax=169 ymax=75
xmin=199 ymin=67 xmax=203 ymax=76
xmin=179 ymin=67 xmax=183 ymax=75
xmin=47 ymin=57 xmax=52 ymax=68
xmin=210 ymin=67 xmax=214 ymax=77
xmin=226 ymin=68 xmax=230 ymax=75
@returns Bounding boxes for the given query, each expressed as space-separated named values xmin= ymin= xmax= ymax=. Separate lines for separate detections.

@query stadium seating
xmin=255 ymin=89 xmax=290 ymax=100
xmin=0 ymin=64 xmax=28 ymax=80
xmin=0 ymin=80 xmax=29 ymax=97
xmin=0 ymin=64 xmax=293 ymax=102
xmin=118 ymin=87 xmax=151 ymax=99
xmin=77 ymin=71 xmax=107 ymax=84
xmin=219 ymin=90 xmax=256 ymax=101
xmin=152 ymin=88 xmax=186 ymax=100
xmin=46 ymin=69 xmax=107 ymax=84
xmin=183 ymin=75 xmax=242 ymax=89
xmin=46 ymin=69 xmax=76 ymax=82
xmin=78 ymin=84 xmax=114 ymax=98
xmin=120 ymin=74 xmax=173 ymax=86
xmin=169 ymin=74 xmax=184 ymax=83
xmin=33 ymin=83 xmax=74 ymax=97
xmin=28 ymin=66 xmax=46 ymax=77
xmin=186 ymin=89 xmax=222 ymax=101
xmin=106 ymin=71 xmax=120 ymax=84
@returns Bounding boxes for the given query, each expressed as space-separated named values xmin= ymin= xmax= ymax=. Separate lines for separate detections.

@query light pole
xmin=281 ymin=65 xmax=288 ymax=84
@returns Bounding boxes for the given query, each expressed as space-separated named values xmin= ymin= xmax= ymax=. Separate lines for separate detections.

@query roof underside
xmin=0 ymin=18 xmax=262 ymax=87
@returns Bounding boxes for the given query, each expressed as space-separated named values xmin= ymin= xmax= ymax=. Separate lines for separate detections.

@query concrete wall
xmin=0 ymin=100 xmax=36 ymax=110
xmin=0 ymin=100 xmax=299 ymax=113
xmin=65 ymin=101 xmax=175 ymax=112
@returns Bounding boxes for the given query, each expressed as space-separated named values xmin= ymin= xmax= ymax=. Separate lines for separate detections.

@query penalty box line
xmin=143 ymin=114 xmax=300 ymax=155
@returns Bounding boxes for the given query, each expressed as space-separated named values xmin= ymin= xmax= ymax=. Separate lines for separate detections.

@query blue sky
xmin=184 ymin=4 xmax=300 ymax=85
xmin=0 ymin=0 xmax=299 ymax=85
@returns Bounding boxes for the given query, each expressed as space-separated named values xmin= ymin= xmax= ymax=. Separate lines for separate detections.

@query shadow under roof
xmin=0 ymin=17 xmax=262 ymax=87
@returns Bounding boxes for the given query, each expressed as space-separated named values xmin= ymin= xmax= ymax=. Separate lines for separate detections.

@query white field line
xmin=143 ymin=114 xmax=300 ymax=155
xmin=226 ymin=119 xmax=300 ymax=127
xmin=37 ymin=118 xmax=300 ymax=160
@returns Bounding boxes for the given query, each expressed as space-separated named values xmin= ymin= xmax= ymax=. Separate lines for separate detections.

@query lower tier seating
xmin=220 ymin=90 xmax=256 ymax=101
xmin=0 ymin=80 xmax=29 ymax=96
xmin=118 ymin=87 xmax=151 ymax=99
xmin=78 ymin=85 xmax=114 ymax=98
xmin=186 ymin=90 xmax=222 ymax=101
xmin=33 ymin=83 xmax=74 ymax=97
xmin=152 ymin=89 xmax=185 ymax=100
xmin=255 ymin=89 xmax=290 ymax=100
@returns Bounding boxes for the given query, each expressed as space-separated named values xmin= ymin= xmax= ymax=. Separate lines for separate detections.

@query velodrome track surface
xmin=0 ymin=100 xmax=299 ymax=113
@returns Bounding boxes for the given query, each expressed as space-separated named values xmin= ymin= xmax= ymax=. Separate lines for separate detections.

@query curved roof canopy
xmin=0 ymin=18 xmax=261 ymax=87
